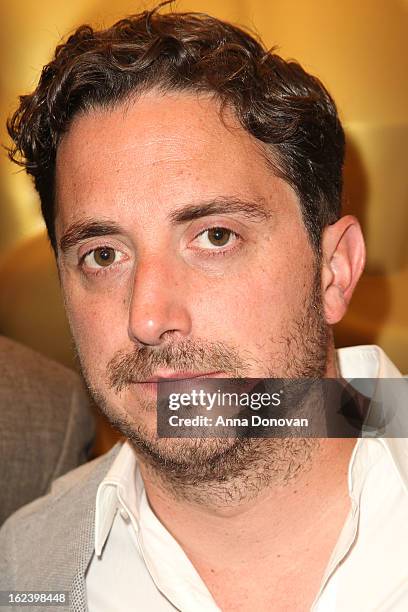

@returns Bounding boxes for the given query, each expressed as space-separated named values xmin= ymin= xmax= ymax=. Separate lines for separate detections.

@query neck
xmin=139 ymin=437 xmax=356 ymax=596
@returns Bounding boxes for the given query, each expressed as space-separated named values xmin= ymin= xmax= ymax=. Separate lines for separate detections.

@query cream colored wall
xmin=0 ymin=1 xmax=407 ymax=370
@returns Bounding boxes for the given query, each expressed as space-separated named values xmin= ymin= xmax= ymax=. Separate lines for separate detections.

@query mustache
xmin=108 ymin=339 xmax=249 ymax=392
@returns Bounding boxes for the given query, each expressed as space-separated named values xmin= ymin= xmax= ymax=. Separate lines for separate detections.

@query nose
xmin=127 ymin=254 xmax=192 ymax=346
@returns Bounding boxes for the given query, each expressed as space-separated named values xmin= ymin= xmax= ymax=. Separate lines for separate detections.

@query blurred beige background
xmin=1 ymin=0 xmax=407 ymax=378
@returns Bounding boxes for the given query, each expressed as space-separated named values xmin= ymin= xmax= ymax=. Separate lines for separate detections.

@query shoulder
xmin=0 ymin=336 xmax=96 ymax=524
xmin=0 ymin=335 xmax=79 ymax=388
xmin=4 ymin=444 xmax=120 ymax=525
xmin=0 ymin=335 xmax=91 ymax=431
xmin=0 ymin=444 xmax=122 ymax=588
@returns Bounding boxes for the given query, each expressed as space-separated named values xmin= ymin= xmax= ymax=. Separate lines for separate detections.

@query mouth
xmin=131 ymin=371 xmax=260 ymax=401
xmin=133 ymin=371 xmax=226 ymax=394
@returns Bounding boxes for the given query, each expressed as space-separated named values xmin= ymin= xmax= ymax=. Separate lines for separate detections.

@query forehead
xmin=55 ymin=90 xmax=298 ymax=226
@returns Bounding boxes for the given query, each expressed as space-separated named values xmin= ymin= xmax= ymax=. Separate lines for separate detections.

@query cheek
xmin=62 ymin=276 xmax=128 ymax=371
xmin=190 ymin=241 xmax=315 ymax=343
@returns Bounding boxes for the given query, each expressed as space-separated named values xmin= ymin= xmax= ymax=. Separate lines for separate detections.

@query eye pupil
xmin=94 ymin=247 xmax=115 ymax=266
xmin=208 ymin=227 xmax=230 ymax=246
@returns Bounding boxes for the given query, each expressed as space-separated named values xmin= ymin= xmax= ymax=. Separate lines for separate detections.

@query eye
xmin=194 ymin=227 xmax=239 ymax=250
xmin=82 ymin=246 xmax=124 ymax=269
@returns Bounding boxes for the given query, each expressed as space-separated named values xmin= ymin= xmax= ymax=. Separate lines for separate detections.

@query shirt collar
xmin=94 ymin=440 xmax=142 ymax=556
xmin=337 ymin=345 xmax=408 ymax=496
xmin=94 ymin=344 xmax=408 ymax=556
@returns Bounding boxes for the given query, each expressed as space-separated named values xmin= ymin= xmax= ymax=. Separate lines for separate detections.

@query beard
xmin=81 ymin=264 xmax=329 ymax=505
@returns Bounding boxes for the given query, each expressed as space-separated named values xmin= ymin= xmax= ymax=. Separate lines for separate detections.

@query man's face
xmin=55 ymin=91 xmax=329 ymax=478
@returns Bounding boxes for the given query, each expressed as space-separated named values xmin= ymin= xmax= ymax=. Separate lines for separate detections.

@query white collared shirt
xmin=86 ymin=346 xmax=408 ymax=611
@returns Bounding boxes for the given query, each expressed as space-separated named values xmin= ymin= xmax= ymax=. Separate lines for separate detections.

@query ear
xmin=321 ymin=215 xmax=366 ymax=325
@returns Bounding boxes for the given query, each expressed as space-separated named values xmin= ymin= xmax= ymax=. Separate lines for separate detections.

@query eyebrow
xmin=59 ymin=197 xmax=273 ymax=252
xmin=168 ymin=197 xmax=272 ymax=224
xmin=59 ymin=220 xmax=122 ymax=252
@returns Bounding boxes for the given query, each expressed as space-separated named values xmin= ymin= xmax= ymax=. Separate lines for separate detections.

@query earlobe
xmin=321 ymin=216 xmax=366 ymax=325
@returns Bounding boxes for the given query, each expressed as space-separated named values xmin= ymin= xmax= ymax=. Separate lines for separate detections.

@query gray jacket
xmin=0 ymin=336 xmax=95 ymax=526
xmin=0 ymin=443 xmax=121 ymax=612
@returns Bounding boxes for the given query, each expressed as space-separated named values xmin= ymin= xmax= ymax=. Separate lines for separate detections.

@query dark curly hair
xmin=7 ymin=4 xmax=345 ymax=252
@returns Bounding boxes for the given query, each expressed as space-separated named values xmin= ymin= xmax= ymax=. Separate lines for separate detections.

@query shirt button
xmin=120 ymin=508 xmax=130 ymax=521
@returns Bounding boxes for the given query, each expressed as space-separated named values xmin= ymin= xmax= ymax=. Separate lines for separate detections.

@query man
xmin=0 ymin=336 xmax=95 ymax=526
xmin=0 ymin=7 xmax=407 ymax=611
